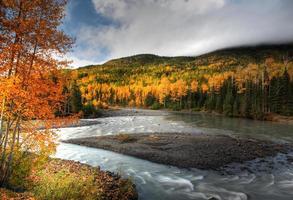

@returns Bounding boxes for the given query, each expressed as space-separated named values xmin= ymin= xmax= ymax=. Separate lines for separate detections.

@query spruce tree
xmin=233 ymin=95 xmax=240 ymax=117
xmin=270 ymin=77 xmax=283 ymax=113
xmin=280 ymin=70 xmax=290 ymax=115
xmin=206 ymin=88 xmax=216 ymax=111
xmin=223 ymin=78 xmax=234 ymax=117
xmin=70 ymin=81 xmax=83 ymax=113
xmin=243 ymin=81 xmax=252 ymax=118
xmin=288 ymin=81 xmax=293 ymax=115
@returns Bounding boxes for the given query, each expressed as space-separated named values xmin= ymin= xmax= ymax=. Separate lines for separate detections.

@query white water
xmin=54 ymin=111 xmax=293 ymax=200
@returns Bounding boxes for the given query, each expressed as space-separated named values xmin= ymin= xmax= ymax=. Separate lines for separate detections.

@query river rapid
xmin=54 ymin=109 xmax=293 ymax=200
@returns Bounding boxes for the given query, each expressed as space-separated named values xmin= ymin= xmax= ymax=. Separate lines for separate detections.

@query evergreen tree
xmin=70 ymin=81 xmax=82 ymax=113
xmin=197 ymin=90 xmax=206 ymax=108
xmin=253 ymin=81 xmax=264 ymax=119
xmin=269 ymin=77 xmax=281 ymax=113
xmin=243 ymin=81 xmax=252 ymax=118
xmin=215 ymin=94 xmax=224 ymax=113
xmin=215 ymin=82 xmax=227 ymax=113
xmin=233 ymin=95 xmax=240 ymax=117
xmin=223 ymin=78 xmax=234 ymax=117
xmin=280 ymin=70 xmax=290 ymax=115
xmin=288 ymin=81 xmax=293 ymax=115
xmin=206 ymin=88 xmax=216 ymax=111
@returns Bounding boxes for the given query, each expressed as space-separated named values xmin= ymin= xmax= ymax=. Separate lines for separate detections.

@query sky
xmin=62 ymin=0 xmax=293 ymax=67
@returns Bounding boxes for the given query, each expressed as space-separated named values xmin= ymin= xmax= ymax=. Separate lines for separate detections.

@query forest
xmin=65 ymin=45 xmax=293 ymax=120
xmin=2 ymin=0 xmax=293 ymax=199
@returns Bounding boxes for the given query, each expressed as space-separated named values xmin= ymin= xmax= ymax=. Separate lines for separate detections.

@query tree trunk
xmin=3 ymin=118 xmax=20 ymax=185
xmin=0 ymin=98 xmax=6 ymax=144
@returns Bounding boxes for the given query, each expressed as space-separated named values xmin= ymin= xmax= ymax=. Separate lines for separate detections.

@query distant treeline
xmin=63 ymin=45 xmax=293 ymax=119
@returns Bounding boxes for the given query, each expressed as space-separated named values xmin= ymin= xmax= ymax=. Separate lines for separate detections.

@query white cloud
xmin=72 ymin=0 xmax=293 ymax=64
xmin=65 ymin=55 xmax=105 ymax=68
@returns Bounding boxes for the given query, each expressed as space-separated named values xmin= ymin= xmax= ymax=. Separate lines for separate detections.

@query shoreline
xmin=99 ymin=107 xmax=293 ymax=124
xmin=63 ymin=133 xmax=291 ymax=170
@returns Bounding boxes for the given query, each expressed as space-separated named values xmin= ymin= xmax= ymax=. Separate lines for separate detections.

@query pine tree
xmin=70 ymin=81 xmax=82 ymax=113
xmin=223 ymin=78 xmax=234 ymax=117
xmin=269 ymin=77 xmax=282 ymax=113
xmin=288 ymin=81 xmax=293 ymax=115
xmin=243 ymin=80 xmax=252 ymax=118
xmin=233 ymin=95 xmax=240 ymax=117
xmin=206 ymin=87 xmax=216 ymax=111
xmin=280 ymin=70 xmax=290 ymax=115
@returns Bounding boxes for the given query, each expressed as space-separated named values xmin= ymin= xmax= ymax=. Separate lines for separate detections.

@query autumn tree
xmin=0 ymin=0 xmax=73 ymax=187
xmin=189 ymin=80 xmax=198 ymax=108
xmin=67 ymin=45 xmax=293 ymax=118
xmin=158 ymin=77 xmax=170 ymax=108
xmin=170 ymin=79 xmax=187 ymax=109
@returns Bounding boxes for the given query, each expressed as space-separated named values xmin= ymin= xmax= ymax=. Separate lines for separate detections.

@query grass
xmin=31 ymin=159 xmax=137 ymax=200
xmin=1 ymin=157 xmax=137 ymax=200
xmin=33 ymin=169 xmax=99 ymax=200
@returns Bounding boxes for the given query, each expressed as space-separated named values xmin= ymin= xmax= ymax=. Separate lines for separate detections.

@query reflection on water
xmin=167 ymin=112 xmax=293 ymax=142
xmin=55 ymin=110 xmax=293 ymax=200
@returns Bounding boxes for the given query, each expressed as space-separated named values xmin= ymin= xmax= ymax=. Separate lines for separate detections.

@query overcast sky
xmin=63 ymin=0 xmax=293 ymax=67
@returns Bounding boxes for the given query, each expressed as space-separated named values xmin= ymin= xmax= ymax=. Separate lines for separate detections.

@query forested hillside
xmin=64 ymin=44 xmax=293 ymax=119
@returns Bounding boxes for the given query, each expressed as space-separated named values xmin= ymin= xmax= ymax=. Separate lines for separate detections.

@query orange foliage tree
xmin=0 ymin=0 xmax=73 ymax=186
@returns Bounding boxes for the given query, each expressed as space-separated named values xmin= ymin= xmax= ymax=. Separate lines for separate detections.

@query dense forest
xmin=64 ymin=45 xmax=293 ymax=120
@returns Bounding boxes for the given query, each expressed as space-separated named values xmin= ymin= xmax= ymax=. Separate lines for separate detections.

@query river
xmin=54 ymin=109 xmax=293 ymax=200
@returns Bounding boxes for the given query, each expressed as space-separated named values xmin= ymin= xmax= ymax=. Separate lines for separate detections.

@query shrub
xmin=192 ymin=107 xmax=201 ymax=112
xmin=8 ymin=153 xmax=35 ymax=191
xmin=150 ymin=102 xmax=161 ymax=110
xmin=170 ymin=103 xmax=181 ymax=111
xmin=33 ymin=168 xmax=100 ymax=200
xmin=8 ymin=151 xmax=50 ymax=191
xmin=82 ymin=104 xmax=101 ymax=118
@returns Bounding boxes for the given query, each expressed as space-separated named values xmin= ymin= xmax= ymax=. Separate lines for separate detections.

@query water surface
xmin=55 ymin=110 xmax=293 ymax=200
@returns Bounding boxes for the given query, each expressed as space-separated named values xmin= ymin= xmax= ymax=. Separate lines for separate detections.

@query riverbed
xmin=54 ymin=109 xmax=293 ymax=200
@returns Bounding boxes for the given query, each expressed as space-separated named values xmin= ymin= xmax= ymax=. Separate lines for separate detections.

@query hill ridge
xmin=77 ymin=43 xmax=293 ymax=70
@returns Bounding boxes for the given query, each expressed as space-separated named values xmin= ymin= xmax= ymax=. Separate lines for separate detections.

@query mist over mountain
xmin=64 ymin=0 xmax=293 ymax=67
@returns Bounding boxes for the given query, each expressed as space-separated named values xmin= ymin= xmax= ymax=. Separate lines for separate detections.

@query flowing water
xmin=54 ymin=109 xmax=293 ymax=200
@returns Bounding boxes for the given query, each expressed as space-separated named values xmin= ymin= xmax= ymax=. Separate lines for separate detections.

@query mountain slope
xmin=67 ymin=44 xmax=293 ymax=119
xmin=77 ymin=44 xmax=293 ymax=71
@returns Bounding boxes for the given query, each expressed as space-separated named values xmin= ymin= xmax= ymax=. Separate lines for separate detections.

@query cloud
xmin=68 ymin=0 xmax=293 ymax=66
xmin=64 ymin=55 xmax=106 ymax=68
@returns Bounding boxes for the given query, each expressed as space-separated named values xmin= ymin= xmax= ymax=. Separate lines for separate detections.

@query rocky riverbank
xmin=64 ymin=133 xmax=290 ymax=170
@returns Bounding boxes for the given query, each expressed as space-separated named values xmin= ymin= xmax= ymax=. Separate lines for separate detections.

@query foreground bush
xmin=1 ymin=156 xmax=137 ymax=200
xmin=33 ymin=169 xmax=98 ymax=200
xmin=30 ymin=159 xmax=137 ymax=200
